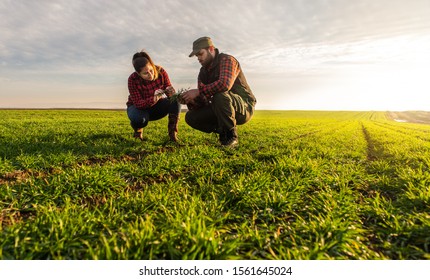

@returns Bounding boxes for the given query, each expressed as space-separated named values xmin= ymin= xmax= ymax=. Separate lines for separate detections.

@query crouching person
xmin=126 ymin=51 xmax=181 ymax=142
xmin=180 ymin=37 xmax=256 ymax=148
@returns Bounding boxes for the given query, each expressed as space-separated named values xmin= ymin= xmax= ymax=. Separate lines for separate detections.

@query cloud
xmin=2 ymin=0 xmax=428 ymax=70
xmin=1 ymin=0 xmax=430 ymax=109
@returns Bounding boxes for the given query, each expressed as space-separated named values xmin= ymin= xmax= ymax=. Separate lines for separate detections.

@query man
xmin=180 ymin=36 xmax=256 ymax=148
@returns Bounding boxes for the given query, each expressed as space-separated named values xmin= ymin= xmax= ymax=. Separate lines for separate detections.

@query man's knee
xmin=212 ymin=91 xmax=231 ymax=106
xmin=185 ymin=109 xmax=217 ymax=133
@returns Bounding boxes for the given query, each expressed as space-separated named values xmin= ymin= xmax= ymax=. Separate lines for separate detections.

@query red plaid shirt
xmin=198 ymin=55 xmax=240 ymax=99
xmin=127 ymin=66 xmax=172 ymax=109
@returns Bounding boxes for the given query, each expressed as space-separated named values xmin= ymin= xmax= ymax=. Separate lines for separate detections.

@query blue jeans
xmin=127 ymin=98 xmax=181 ymax=130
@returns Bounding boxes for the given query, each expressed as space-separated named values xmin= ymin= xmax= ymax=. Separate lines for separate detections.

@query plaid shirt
xmin=198 ymin=54 xmax=240 ymax=100
xmin=127 ymin=66 xmax=171 ymax=109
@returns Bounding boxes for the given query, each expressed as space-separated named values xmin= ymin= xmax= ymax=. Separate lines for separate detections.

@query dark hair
xmin=132 ymin=51 xmax=147 ymax=63
xmin=132 ymin=51 xmax=159 ymax=79
xmin=133 ymin=57 xmax=149 ymax=72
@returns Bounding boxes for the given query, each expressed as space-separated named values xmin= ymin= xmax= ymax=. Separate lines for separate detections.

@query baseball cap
xmin=188 ymin=36 xmax=214 ymax=57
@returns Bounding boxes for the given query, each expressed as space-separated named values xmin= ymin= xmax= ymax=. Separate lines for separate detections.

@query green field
xmin=0 ymin=110 xmax=429 ymax=259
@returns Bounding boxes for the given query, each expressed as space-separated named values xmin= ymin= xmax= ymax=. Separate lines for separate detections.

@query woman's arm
xmin=127 ymin=75 xmax=157 ymax=109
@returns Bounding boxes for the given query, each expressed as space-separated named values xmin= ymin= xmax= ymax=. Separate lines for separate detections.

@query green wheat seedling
xmin=169 ymin=88 xmax=189 ymax=104
xmin=0 ymin=110 xmax=429 ymax=259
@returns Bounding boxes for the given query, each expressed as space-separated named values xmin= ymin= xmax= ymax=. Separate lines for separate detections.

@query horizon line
xmin=0 ymin=107 xmax=427 ymax=112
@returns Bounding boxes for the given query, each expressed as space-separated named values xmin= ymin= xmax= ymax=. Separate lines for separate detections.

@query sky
xmin=1 ymin=0 xmax=430 ymax=111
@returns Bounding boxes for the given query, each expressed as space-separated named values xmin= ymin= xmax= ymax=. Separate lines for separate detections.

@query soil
xmin=387 ymin=111 xmax=430 ymax=124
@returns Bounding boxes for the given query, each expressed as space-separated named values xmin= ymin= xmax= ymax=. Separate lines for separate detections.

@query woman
xmin=127 ymin=51 xmax=181 ymax=141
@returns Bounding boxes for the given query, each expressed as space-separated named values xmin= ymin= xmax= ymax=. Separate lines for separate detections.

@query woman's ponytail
xmin=132 ymin=50 xmax=160 ymax=80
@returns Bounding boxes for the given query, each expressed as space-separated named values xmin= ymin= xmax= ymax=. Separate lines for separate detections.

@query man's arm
xmin=198 ymin=56 xmax=240 ymax=99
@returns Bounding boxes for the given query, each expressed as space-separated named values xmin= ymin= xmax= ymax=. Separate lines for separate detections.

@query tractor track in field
xmin=360 ymin=123 xmax=404 ymax=202
xmin=361 ymin=124 xmax=384 ymax=162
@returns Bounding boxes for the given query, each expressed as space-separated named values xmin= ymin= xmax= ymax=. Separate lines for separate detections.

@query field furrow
xmin=0 ymin=110 xmax=429 ymax=260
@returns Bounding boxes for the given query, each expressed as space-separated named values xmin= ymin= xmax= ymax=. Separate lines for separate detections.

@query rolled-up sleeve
xmin=198 ymin=56 xmax=240 ymax=99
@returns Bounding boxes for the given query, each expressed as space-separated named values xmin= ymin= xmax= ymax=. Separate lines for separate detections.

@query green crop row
xmin=0 ymin=110 xmax=428 ymax=259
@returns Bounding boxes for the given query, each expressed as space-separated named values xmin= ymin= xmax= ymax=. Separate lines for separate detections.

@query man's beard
xmin=200 ymin=53 xmax=214 ymax=67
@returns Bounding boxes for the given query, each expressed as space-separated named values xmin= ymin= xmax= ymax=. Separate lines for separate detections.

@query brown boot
xmin=168 ymin=114 xmax=179 ymax=142
xmin=133 ymin=128 xmax=144 ymax=141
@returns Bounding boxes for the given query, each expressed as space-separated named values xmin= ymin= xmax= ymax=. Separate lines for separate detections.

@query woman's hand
xmin=154 ymin=89 xmax=166 ymax=102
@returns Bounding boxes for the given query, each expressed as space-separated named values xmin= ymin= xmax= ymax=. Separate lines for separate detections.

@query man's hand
xmin=180 ymin=89 xmax=199 ymax=104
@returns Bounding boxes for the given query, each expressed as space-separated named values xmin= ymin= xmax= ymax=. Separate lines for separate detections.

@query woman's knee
xmin=127 ymin=106 xmax=149 ymax=127
xmin=169 ymin=100 xmax=181 ymax=115
xmin=185 ymin=111 xmax=196 ymax=128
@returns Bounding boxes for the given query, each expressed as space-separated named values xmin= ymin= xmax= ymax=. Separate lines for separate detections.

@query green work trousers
xmin=185 ymin=91 xmax=254 ymax=134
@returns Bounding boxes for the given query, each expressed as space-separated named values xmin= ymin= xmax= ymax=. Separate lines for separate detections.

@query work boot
xmin=221 ymin=127 xmax=238 ymax=148
xmin=168 ymin=114 xmax=179 ymax=142
xmin=133 ymin=128 xmax=144 ymax=141
xmin=218 ymin=130 xmax=227 ymax=145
